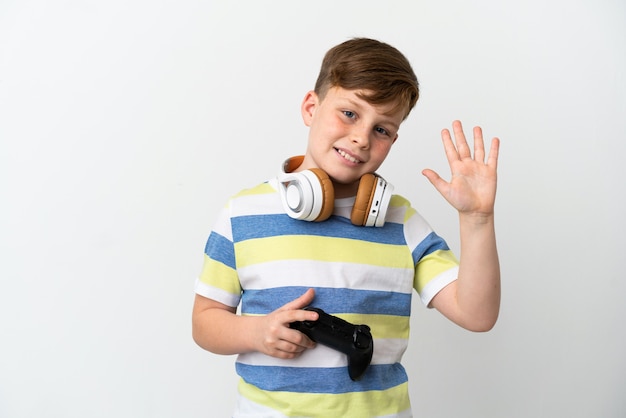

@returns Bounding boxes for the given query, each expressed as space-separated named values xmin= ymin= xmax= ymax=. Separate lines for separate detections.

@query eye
xmin=342 ymin=110 xmax=356 ymax=119
xmin=375 ymin=126 xmax=390 ymax=137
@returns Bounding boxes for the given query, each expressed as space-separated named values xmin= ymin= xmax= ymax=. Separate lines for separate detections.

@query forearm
xmin=455 ymin=212 xmax=501 ymax=330
xmin=192 ymin=298 xmax=260 ymax=355
xmin=192 ymin=290 xmax=319 ymax=358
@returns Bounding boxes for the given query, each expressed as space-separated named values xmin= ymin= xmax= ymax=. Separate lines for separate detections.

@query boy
xmin=192 ymin=37 xmax=500 ymax=417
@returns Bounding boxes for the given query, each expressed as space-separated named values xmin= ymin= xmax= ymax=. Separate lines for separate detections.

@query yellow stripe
xmin=235 ymin=235 xmax=412 ymax=269
xmin=241 ymin=312 xmax=409 ymax=339
xmin=389 ymin=194 xmax=409 ymax=208
xmin=234 ymin=182 xmax=276 ymax=197
xmin=198 ymin=255 xmax=241 ymax=295
xmin=414 ymin=249 xmax=459 ymax=293
xmin=337 ymin=314 xmax=410 ymax=340
xmin=238 ymin=378 xmax=410 ymax=417
xmin=389 ymin=195 xmax=416 ymax=223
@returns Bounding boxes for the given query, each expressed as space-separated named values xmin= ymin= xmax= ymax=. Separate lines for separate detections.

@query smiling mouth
xmin=335 ymin=148 xmax=362 ymax=164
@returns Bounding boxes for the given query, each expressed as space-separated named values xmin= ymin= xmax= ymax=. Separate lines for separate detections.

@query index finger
xmin=276 ymin=288 xmax=319 ymax=322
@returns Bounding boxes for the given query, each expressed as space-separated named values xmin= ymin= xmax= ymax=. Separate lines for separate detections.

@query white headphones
xmin=277 ymin=156 xmax=394 ymax=227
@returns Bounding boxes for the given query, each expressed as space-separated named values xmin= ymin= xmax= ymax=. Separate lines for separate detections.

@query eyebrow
xmin=381 ymin=118 xmax=400 ymax=133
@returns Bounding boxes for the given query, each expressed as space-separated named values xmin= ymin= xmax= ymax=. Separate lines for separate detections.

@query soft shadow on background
xmin=1 ymin=1 xmax=624 ymax=417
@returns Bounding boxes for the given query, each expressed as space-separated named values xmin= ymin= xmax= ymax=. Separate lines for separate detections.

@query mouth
xmin=335 ymin=148 xmax=362 ymax=164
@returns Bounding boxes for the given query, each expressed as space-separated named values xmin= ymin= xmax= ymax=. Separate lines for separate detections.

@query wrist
xmin=244 ymin=315 xmax=266 ymax=354
xmin=459 ymin=211 xmax=494 ymax=226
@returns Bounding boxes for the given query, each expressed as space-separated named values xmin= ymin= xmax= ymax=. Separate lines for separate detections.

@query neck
xmin=332 ymin=180 xmax=359 ymax=199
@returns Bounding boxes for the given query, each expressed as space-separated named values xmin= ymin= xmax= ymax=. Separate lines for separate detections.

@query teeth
xmin=337 ymin=149 xmax=361 ymax=163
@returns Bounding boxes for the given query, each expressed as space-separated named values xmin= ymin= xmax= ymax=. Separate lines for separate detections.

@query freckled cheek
xmin=312 ymin=120 xmax=340 ymax=139
xmin=325 ymin=118 xmax=348 ymax=136
xmin=372 ymin=141 xmax=394 ymax=160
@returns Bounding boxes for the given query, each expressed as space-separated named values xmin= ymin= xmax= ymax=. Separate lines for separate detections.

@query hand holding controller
xmin=289 ymin=307 xmax=373 ymax=381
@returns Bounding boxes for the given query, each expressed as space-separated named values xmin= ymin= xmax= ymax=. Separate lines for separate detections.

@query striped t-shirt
xmin=195 ymin=178 xmax=459 ymax=417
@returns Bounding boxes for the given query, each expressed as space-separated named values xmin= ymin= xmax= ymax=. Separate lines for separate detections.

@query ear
xmin=301 ymin=91 xmax=318 ymax=127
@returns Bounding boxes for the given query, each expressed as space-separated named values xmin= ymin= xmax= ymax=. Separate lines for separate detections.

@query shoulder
xmin=231 ymin=180 xmax=278 ymax=199
xmin=221 ymin=179 xmax=284 ymax=220
xmin=389 ymin=193 xmax=411 ymax=209
xmin=225 ymin=180 xmax=279 ymax=207
xmin=386 ymin=193 xmax=422 ymax=225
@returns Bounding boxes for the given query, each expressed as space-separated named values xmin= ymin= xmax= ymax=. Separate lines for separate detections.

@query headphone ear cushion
xmin=351 ymin=173 xmax=377 ymax=226
xmin=309 ymin=168 xmax=335 ymax=221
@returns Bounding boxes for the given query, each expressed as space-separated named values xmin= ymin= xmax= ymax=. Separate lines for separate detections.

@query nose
xmin=350 ymin=125 xmax=371 ymax=149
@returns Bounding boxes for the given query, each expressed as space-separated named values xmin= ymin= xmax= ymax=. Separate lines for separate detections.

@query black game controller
xmin=289 ymin=307 xmax=373 ymax=381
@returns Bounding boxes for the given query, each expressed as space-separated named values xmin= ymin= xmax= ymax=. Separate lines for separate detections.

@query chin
xmin=329 ymin=175 xmax=361 ymax=191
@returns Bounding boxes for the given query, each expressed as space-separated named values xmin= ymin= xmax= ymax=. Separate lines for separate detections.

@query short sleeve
xmin=195 ymin=204 xmax=242 ymax=308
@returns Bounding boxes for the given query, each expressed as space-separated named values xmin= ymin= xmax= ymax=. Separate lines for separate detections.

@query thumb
xmin=422 ymin=169 xmax=448 ymax=194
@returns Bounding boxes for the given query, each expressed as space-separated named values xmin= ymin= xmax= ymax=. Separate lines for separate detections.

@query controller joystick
xmin=289 ymin=307 xmax=373 ymax=381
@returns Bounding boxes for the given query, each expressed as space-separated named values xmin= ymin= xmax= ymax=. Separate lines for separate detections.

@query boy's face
xmin=299 ymin=87 xmax=405 ymax=198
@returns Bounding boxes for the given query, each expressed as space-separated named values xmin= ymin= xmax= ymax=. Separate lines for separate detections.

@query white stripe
xmin=371 ymin=338 xmax=409 ymax=364
xmin=380 ymin=409 xmax=413 ymax=418
xmin=419 ymin=267 xmax=459 ymax=306
xmin=236 ymin=338 xmax=408 ymax=368
xmin=238 ymin=344 xmax=347 ymax=368
xmin=194 ymin=278 xmax=240 ymax=307
xmin=403 ymin=209 xmax=435 ymax=250
xmin=384 ymin=203 xmax=410 ymax=224
xmin=239 ymin=260 xmax=414 ymax=294
xmin=212 ymin=206 xmax=234 ymax=240
xmin=233 ymin=394 xmax=290 ymax=418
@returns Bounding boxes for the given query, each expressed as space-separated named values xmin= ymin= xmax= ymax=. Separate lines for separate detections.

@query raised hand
xmin=422 ymin=120 xmax=500 ymax=217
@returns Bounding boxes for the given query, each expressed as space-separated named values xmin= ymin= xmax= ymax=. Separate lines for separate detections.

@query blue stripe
xmin=236 ymin=362 xmax=408 ymax=393
xmin=231 ymin=214 xmax=406 ymax=245
xmin=241 ymin=286 xmax=411 ymax=316
xmin=204 ymin=231 xmax=236 ymax=269
xmin=411 ymin=231 xmax=450 ymax=264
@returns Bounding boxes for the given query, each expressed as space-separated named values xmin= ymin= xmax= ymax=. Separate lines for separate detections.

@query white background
xmin=1 ymin=1 xmax=625 ymax=417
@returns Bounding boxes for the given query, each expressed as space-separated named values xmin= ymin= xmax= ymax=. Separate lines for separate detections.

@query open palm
xmin=422 ymin=120 xmax=500 ymax=216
